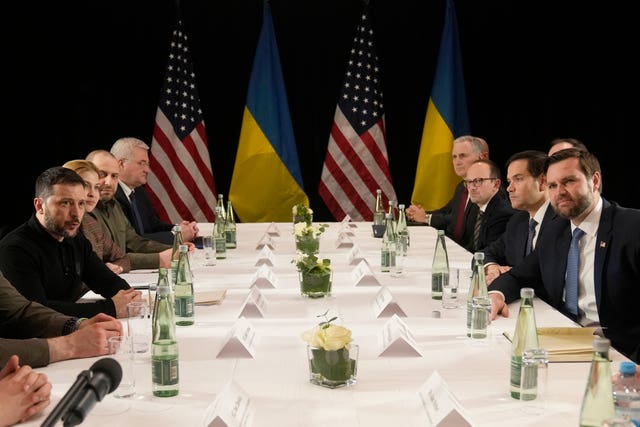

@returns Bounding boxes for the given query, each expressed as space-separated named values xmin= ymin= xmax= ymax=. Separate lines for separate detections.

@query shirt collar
xmin=118 ymin=181 xmax=134 ymax=198
xmin=532 ymin=199 xmax=550 ymax=224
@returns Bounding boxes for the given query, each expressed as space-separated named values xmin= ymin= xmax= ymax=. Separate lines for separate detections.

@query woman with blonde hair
xmin=62 ymin=159 xmax=131 ymax=274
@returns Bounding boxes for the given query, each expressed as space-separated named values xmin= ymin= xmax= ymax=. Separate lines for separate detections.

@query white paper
xmin=351 ymin=260 xmax=381 ymax=286
xmin=340 ymin=215 xmax=358 ymax=228
xmin=418 ymin=371 xmax=473 ymax=427
xmin=216 ymin=318 xmax=258 ymax=358
xmin=372 ymin=287 xmax=407 ymax=318
xmin=254 ymin=245 xmax=275 ymax=267
xmin=335 ymin=233 xmax=354 ymax=248
xmin=255 ymin=234 xmax=275 ymax=250
xmin=347 ymin=246 xmax=365 ymax=265
xmin=378 ymin=314 xmax=421 ymax=357
xmin=250 ymin=264 xmax=277 ymax=288
xmin=238 ymin=286 xmax=267 ymax=318
xmin=203 ymin=380 xmax=254 ymax=427
xmin=265 ymin=222 xmax=280 ymax=236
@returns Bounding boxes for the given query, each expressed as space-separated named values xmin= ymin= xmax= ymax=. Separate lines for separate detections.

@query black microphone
xmin=41 ymin=357 xmax=122 ymax=427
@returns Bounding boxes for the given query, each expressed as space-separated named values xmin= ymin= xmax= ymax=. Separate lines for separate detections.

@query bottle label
xmin=215 ymin=237 xmax=227 ymax=258
xmin=431 ymin=272 xmax=448 ymax=299
xmin=510 ymin=355 xmax=523 ymax=399
xmin=152 ymin=355 xmax=179 ymax=385
xmin=174 ymin=295 xmax=194 ymax=318
xmin=225 ymin=230 xmax=237 ymax=246
xmin=381 ymin=249 xmax=395 ymax=270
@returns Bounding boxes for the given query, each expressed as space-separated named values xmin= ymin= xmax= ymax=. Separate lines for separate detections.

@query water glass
xmin=108 ymin=335 xmax=136 ymax=398
xmin=126 ymin=301 xmax=150 ymax=357
xmin=442 ymin=268 xmax=459 ymax=309
xmin=391 ymin=241 xmax=406 ymax=277
xmin=202 ymin=235 xmax=216 ymax=266
xmin=470 ymin=296 xmax=492 ymax=339
xmin=520 ymin=348 xmax=549 ymax=414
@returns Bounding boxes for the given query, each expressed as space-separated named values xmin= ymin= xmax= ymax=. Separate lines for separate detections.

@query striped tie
xmin=564 ymin=227 xmax=585 ymax=316
xmin=473 ymin=210 xmax=484 ymax=251
xmin=525 ymin=218 xmax=538 ymax=255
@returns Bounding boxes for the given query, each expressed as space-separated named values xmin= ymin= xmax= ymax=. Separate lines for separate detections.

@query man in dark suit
xmin=482 ymin=150 xmax=565 ymax=283
xmin=489 ymin=148 xmax=640 ymax=362
xmin=406 ymin=135 xmax=498 ymax=247
xmin=460 ymin=159 xmax=516 ymax=253
xmin=111 ymin=137 xmax=199 ymax=245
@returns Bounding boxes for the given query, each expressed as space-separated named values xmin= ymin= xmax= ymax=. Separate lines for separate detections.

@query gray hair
xmin=110 ymin=137 xmax=150 ymax=161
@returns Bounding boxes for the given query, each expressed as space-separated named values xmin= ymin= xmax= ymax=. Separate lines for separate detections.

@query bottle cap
xmin=179 ymin=244 xmax=188 ymax=252
xmin=398 ymin=204 xmax=405 ymax=209
xmin=473 ymin=252 xmax=485 ymax=261
xmin=520 ymin=288 xmax=534 ymax=298
xmin=172 ymin=225 xmax=182 ymax=232
xmin=593 ymin=337 xmax=610 ymax=352
xmin=620 ymin=361 xmax=637 ymax=375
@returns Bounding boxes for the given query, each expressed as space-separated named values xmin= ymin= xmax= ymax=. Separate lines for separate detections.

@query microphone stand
xmin=40 ymin=370 xmax=91 ymax=427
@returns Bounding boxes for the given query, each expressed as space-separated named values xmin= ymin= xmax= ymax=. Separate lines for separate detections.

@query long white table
xmin=26 ymin=222 xmax=629 ymax=426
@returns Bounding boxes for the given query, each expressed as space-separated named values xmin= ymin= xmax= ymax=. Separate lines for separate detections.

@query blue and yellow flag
xmin=411 ymin=0 xmax=470 ymax=210
xmin=229 ymin=2 xmax=308 ymax=222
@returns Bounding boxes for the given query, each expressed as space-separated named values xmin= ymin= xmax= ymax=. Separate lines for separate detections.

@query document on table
xmin=195 ymin=289 xmax=227 ymax=306
xmin=503 ymin=326 xmax=599 ymax=362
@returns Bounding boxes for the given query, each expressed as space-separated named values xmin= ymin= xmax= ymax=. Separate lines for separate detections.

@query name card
xmin=340 ymin=215 xmax=358 ymax=228
xmin=347 ymin=246 xmax=366 ymax=265
xmin=351 ymin=260 xmax=381 ymax=286
xmin=378 ymin=314 xmax=421 ymax=357
xmin=216 ymin=317 xmax=258 ymax=358
xmin=239 ymin=286 xmax=267 ymax=318
xmin=372 ymin=287 xmax=407 ymax=318
xmin=418 ymin=371 xmax=473 ymax=427
xmin=204 ymin=380 xmax=254 ymax=427
xmin=339 ymin=223 xmax=355 ymax=236
xmin=265 ymin=221 xmax=280 ymax=236
xmin=335 ymin=232 xmax=354 ymax=248
xmin=254 ymin=246 xmax=275 ymax=267
xmin=250 ymin=264 xmax=277 ymax=288
xmin=255 ymin=233 xmax=275 ymax=250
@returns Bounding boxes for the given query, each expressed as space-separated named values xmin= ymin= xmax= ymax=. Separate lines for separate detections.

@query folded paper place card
xmin=418 ymin=371 xmax=473 ymax=427
xmin=265 ymin=221 xmax=280 ymax=236
xmin=378 ymin=314 xmax=421 ymax=357
xmin=254 ymin=247 xmax=275 ymax=268
xmin=372 ymin=287 xmax=407 ymax=318
xmin=339 ymin=224 xmax=355 ymax=236
xmin=216 ymin=317 xmax=258 ymax=358
xmin=347 ymin=246 xmax=366 ymax=265
xmin=255 ymin=234 xmax=275 ymax=250
xmin=238 ymin=286 xmax=267 ymax=318
xmin=250 ymin=264 xmax=277 ymax=288
xmin=203 ymin=380 xmax=254 ymax=427
xmin=195 ymin=289 xmax=227 ymax=306
xmin=335 ymin=233 xmax=354 ymax=248
xmin=351 ymin=260 xmax=381 ymax=286
xmin=340 ymin=214 xmax=358 ymax=228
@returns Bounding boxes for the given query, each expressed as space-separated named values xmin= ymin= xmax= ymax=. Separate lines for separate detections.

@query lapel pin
xmin=599 ymin=241 xmax=606 ymax=248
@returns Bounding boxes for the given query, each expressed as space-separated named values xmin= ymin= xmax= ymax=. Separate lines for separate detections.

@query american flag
xmin=319 ymin=9 xmax=397 ymax=222
xmin=147 ymin=19 xmax=217 ymax=223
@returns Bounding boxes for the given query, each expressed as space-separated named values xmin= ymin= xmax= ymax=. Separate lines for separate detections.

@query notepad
xmin=195 ymin=290 xmax=227 ymax=306
xmin=503 ymin=327 xmax=599 ymax=362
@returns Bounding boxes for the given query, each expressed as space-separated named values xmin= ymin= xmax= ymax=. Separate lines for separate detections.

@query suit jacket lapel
xmin=594 ymin=199 xmax=613 ymax=310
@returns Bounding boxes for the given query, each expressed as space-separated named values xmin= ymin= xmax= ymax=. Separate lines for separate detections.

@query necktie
xmin=129 ymin=190 xmax=145 ymax=234
xmin=564 ymin=227 xmax=585 ymax=316
xmin=472 ymin=209 xmax=484 ymax=251
xmin=525 ymin=218 xmax=538 ymax=255
xmin=453 ymin=187 xmax=469 ymax=242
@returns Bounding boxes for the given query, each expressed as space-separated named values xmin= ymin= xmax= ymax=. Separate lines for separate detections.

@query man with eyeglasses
xmin=406 ymin=135 xmax=502 ymax=248
xmin=461 ymin=159 xmax=515 ymax=253
xmin=111 ymin=137 xmax=199 ymax=245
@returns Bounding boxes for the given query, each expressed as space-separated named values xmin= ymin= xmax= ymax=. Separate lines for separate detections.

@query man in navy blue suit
xmin=110 ymin=137 xmax=199 ymax=245
xmin=489 ymin=148 xmax=640 ymax=362
xmin=482 ymin=150 xmax=564 ymax=284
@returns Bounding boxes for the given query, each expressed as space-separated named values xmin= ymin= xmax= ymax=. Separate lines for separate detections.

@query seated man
xmin=86 ymin=150 xmax=176 ymax=269
xmin=0 ymin=167 xmax=141 ymax=319
xmin=110 ymin=137 xmax=199 ymax=245
xmin=482 ymin=150 xmax=564 ymax=284
xmin=0 ymin=272 xmax=123 ymax=368
xmin=489 ymin=149 xmax=640 ymax=363
xmin=461 ymin=159 xmax=516 ymax=253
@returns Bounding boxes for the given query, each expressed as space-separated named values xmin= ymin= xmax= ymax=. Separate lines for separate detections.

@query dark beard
xmin=43 ymin=212 xmax=75 ymax=239
xmin=554 ymin=191 xmax=593 ymax=220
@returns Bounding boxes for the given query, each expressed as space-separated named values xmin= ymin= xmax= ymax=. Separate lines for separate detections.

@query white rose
xmin=302 ymin=324 xmax=352 ymax=351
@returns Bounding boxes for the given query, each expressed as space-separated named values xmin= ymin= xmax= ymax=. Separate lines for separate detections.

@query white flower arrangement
xmin=293 ymin=222 xmax=327 ymax=238
xmin=301 ymin=311 xmax=352 ymax=351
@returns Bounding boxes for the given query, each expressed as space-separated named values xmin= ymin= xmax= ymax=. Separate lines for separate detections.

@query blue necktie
xmin=130 ymin=190 xmax=145 ymax=234
xmin=564 ymin=227 xmax=585 ymax=316
xmin=525 ymin=218 xmax=538 ymax=255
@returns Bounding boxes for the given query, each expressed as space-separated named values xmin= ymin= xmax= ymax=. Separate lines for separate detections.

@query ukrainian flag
xmin=229 ymin=2 xmax=308 ymax=222
xmin=411 ymin=0 xmax=470 ymax=210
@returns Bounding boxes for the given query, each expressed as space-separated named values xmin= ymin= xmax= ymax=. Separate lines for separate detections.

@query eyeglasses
xmin=463 ymin=177 xmax=497 ymax=188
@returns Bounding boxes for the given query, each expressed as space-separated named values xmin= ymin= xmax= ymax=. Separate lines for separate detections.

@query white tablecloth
xmin=26 ymin=222 xmax=628 ymax=427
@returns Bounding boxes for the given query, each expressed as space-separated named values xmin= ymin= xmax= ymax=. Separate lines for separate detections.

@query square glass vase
xmin=299 ymin=270 xmax=332 ymax=298
xmin=307 ymin=345 xmax=358 ymax=389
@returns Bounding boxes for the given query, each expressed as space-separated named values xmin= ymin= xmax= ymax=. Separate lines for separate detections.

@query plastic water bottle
xmin=613 ymin=361 xmax=640 ymax=425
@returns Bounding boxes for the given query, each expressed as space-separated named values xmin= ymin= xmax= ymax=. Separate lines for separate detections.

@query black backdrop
xmin=3 ymin=0 xmax=638 ymax=229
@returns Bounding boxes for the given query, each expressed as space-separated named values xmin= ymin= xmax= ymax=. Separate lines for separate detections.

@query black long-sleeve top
xmin=0 ymin=215 xmax=130 ymax=317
